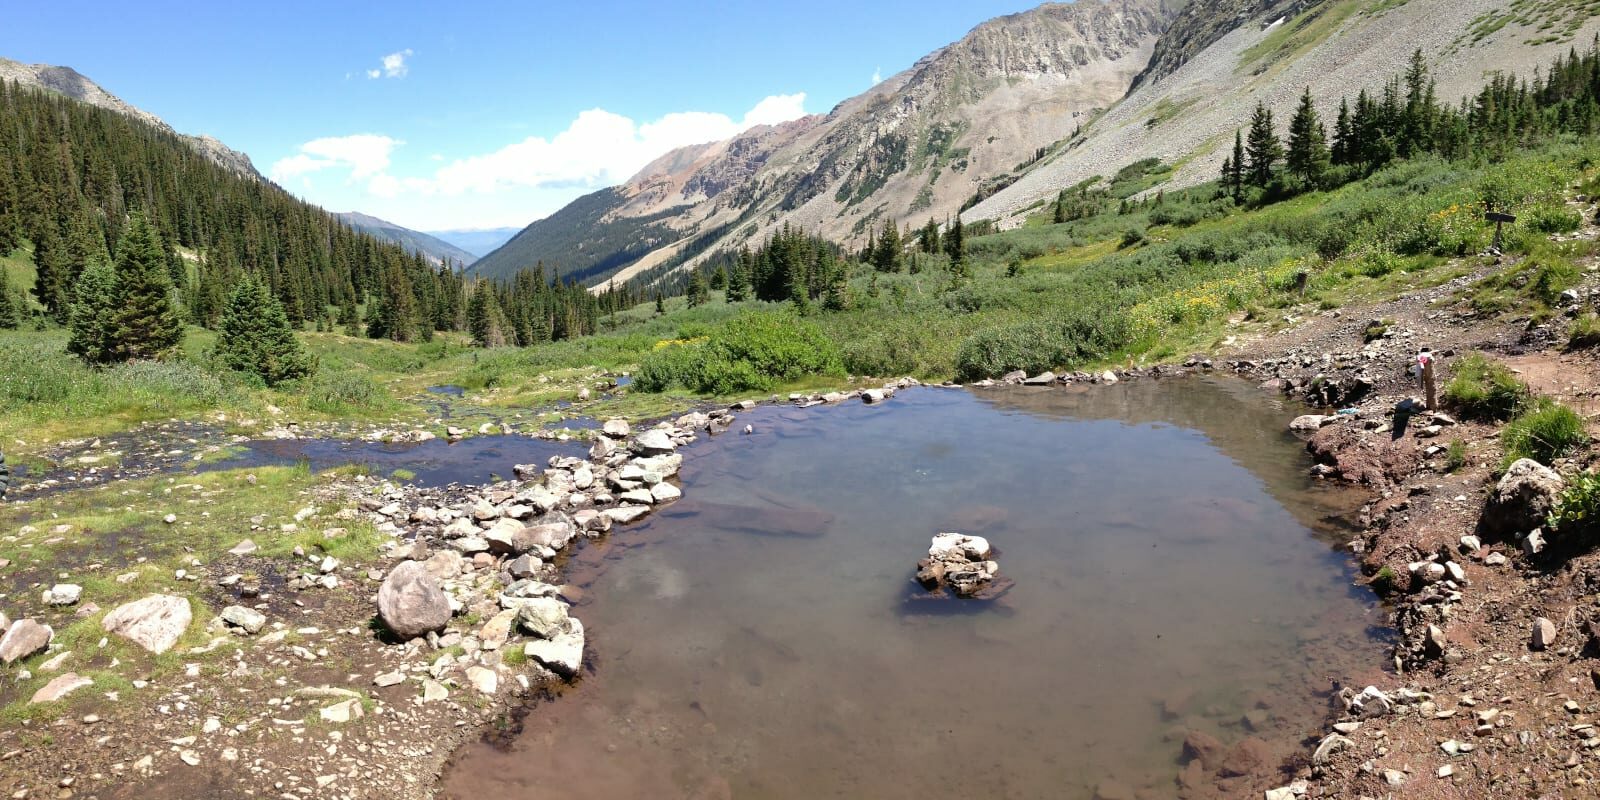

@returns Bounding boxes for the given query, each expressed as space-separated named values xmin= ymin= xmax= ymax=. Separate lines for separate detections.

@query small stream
xmin=440 ymin=377 xmax=1388 ymax=799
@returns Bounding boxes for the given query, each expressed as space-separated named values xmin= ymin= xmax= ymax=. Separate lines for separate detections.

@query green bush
xmin=954 ymin=309 xmax=1131 ymax=380
xmin=1522 ymin=201 xmax=1583 ymax=234
xmin=1550 ymin=470 xmax=1600 ymax=539
xmin=635 ymin=310 xmax=843 ymax=394
xmin=1570 ymin=313 xmax=1600 ymax=349
xmin=1445 ymin=439 xmax=1468 ymax=472
xmin=1442 ymin=353 xmax=1528 ymax=421
xmin=299 ymin=370 xmax=392 ymax=415
xmin=1501 ymin=396 xmax=1587 ymax=467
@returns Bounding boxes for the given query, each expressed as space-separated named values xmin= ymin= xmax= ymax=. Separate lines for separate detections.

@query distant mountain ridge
xmin=469 ymin=0 xmax=1174 ymax=285
xmin=0 ymin=56 xmax=262 ymax=179
xmin=425 ymin=227 xmax=521 ymax=259
xmin=336 ymin=212 xmax=478 ymax=268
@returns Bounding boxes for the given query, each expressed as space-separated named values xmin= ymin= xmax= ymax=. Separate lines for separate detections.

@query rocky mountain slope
xmin=471 ymin=0 xmax=1174 ymax=286
xmin=337 ymin=212 xmax=478 ymax=268
xmin=967 ymin=0 xmax=1600 ymax=224
xmin=0 ymin=56 xmax=262 ymax=179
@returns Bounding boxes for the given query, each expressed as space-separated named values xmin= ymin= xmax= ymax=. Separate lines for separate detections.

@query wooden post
xmin=1486 ymin=211 xmax=1517 ymax=254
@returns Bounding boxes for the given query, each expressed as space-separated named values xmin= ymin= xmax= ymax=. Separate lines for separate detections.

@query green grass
xmin=1241 ymin=0 xmax=1364 ymax=72
xmin=1501 ymin=397 xmax=1588 ymax=468
xmin=1443 ymin=353 xmax=1530 ymax=422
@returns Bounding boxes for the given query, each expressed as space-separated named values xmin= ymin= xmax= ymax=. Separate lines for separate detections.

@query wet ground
xmin=228 ymin=435 xmax=586 ymax=487
xmin=441 ymin=378 xmax=1390 ymax=799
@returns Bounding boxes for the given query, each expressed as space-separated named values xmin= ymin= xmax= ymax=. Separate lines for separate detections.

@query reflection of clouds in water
xmin=610 ymin=554 xmax=689 ymax=601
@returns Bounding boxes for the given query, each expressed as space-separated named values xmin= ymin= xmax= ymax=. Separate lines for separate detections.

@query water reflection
xmin=442 ymin=379 xmax=1385 ymax=799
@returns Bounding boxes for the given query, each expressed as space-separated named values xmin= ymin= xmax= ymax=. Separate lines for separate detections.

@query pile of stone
xmin=914 ymin=532 xmax=1013 ymax=599
xmin=367 ymin=411 xmax=721 ymax=684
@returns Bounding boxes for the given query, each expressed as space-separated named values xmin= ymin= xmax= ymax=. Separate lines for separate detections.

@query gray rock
xmin=514 ymin=597 xmax=570 ymax=639
xmin=423 ymin=550 xmax=464 ymax=580
xmin=102 ymin=595 xmax=191 ymax=654
xmin=631 ymin=430 xmax=677 ymax=455
xmin=524 ymin=617 xmax=585 ymax=679
xmin=1289 ymin=414 xmax=1328 ymax=432
xmin=507 ymin=554 xmax=541 ymax=579
xmin=1022 ymin=371 xmax=1056 ymax=385
xmin=220 ymin=605 xmax=266 ymax=635
xmin=1100 ymin=370 xmax=1119 ymax=384
xmin=602 ymin=505 xmax=651 ymax=525
xmin=450 ymin=536 xmax=491 ymax=555
xmin=1000 ymin=370 xmax=1027 ymax=384
xmin=862 ymin=389 xmax=887 ymax=404
xmin=228 ymin=539 xmax=258 ymax=555
xmin=1483 ymin=459 xmax=1564 ymax=536
xmin=377 ymin=561 xmax=451 ymax=640
xmin=43 ymin=584 xmax=82 ymax=606
xmin=619 ymin=488 xmax=655 ymax=505
xmin=484 ymin=518 xmax=534 ymax=555
xmin=0 ymin=618 xmax=52 ymax=664
xmin=30 ymin=672 xmax=92 ymax=704
xmin=650 ymin=482 xmax=682 ymax=503
xmin=602 ymin=419 xmax=631 ymax=438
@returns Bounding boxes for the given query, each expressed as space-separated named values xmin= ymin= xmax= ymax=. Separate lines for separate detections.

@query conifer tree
xmin=872 ymin=218 xmax=902 ymax=272
xmin=1228 ymin=130 xmax=1247 ymax=202
xmin=943 ymin=215 xmax=965 ymax=268
xmin=1245 ymin=103 xmax=1282 ymax=187
xmin=215 ymin=275 xmax=315 ymax=385
xmin=107 ymin=214 xmax=184 ymax=361
xmin=1285 ymin=88 xmax=1331 ymax=188
xmin=654 ymin=292 xmax=665 ymax=315
xmin=710 ymin=265 xmax=728 ymax=291
xmin=0 ymin=271 xmax=17 ymax=330
xmin=66 ymin=257 xmax=117 ymax=363
xmin=30 ymin=222 xmax=70 ymax=322
xmin=920 ymin=218 xmax=941 ymax=254
xmin=687 ymin=270 xmax=709 ymax=307
xmin=466 ymin=281 xmax=508 ymax=347
xmin=823 ymin=262 xmax=851 ymax=311
xmin=1332 ymin=98 xmax=1353 ymax=165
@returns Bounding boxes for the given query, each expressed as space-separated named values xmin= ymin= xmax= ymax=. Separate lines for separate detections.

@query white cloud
xmin=276 ymin=94 xmax=809 ymax=229
xmin=367 ymin=49 xmax=413 ymax=80
xmin=872 ymin=67 xmax=882 ymax=85
xmin=270 ymin=134 xmax=402 ymax=181
xmin=426 ymin=93 xmax=807 ymax=196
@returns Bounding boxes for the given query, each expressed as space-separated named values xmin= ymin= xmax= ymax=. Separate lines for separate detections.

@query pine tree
xmin=1229 ymin=129 xmax=1247 ymax=202
xmin=107 ymin=214 xmax=184 ymax=362
xmin=654 ymin=292 xmax=665 ymax=315
xmin=30 ymin=222 xmax=70 ymax=322
xmin=215 ymin=275 xmax=315 ymax=385
xmin=0 ymin=271 xmax=17 ymax=330
xmin=687 ymin=270 xmax=709 ymax=307
xmin=823 ymin=262 xmax=851 ymax=311
xmin=66 ymin=257 xmax=117 ymax=363
xmin=943 ymin=215 xmax=965 ymax=268
xmin=710 ymin=265 xmax=728 ymax=291
xmin=919 ymin=218 xmax=941 ymax=254
xmin=872 ymin=218 xmax=902 ymax=272
xmin=1245 ymin=103 xmax=1282 ymax=187
xmin=466 ymin=281 xmax=508 ymax=347
xmin=1285 ymin=88 xmax=1331 ymax=188
xmin=1332 ymin=98 xmax=1353 ymax=165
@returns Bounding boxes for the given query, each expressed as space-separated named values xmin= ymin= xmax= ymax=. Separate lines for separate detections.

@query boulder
xmin=1289 ymin=414 xmax=1329 ymax=432
xmin=423 ymin=550 xmax=464 ymax=580
xmin=484 ymin=518 xmax=534 ymax=555
xmin=929 ymin=532 xmax=991 ymax=561
xmin=466 ymin=665 xmax=499 ymax=695
xmin=30 ymin=672 xmax=92 ymax=704
xmin=650 ymin=482 xmax=682 ymax=503
xmin=1022 ymin=371 xmax=1056 ymax=386
xmin=1100 ymin=370 xmax=1119 ymax=384
xmin=524 ymin=617 xmax=585 ymax=679
xmin=603 ymin=505 xmax=651 ymax=525
xmin=0 ymin=619 xmax=52 ymax=664
xmin=376 ymin=561 xmax=451 ymax=640
xmin=602 ymin=419 xmax=631 ymax=438
xmin=515 ymin=597 xmax=571 ymax=639
xmin=102 ymin=595 xmax=191 ymax=654
xmin=1000 ymin=370 xmax=1027 ymax=384
xmin=1532 ymin=616 xmax=1558 ymax=651
xmin=631 ymin=430 xmax=677 ymax=456
xmin=43 ymin=584 xmax=82 ymax=606
xmin=1483 ymin=459 xmax=1564 ymax=536
xmin=220 ymin=605 xmax=267 ymax=635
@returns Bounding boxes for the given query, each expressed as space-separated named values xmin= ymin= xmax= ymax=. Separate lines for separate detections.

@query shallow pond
xmin=441 ymin=378 xmax=1387 ymax=799
xmin=229 ymin=435 xmax=583 ymax=487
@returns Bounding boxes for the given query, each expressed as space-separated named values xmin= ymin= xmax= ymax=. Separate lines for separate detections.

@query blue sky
xmin=2 ymin=0 xmax=1034 ymax=231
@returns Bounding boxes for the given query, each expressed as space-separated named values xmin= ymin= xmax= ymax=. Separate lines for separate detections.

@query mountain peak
xmin=0 ymin=55 xmax=262 ymax=180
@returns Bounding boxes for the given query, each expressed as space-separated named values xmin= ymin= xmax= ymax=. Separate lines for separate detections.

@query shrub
xmin=1550 ymin=470 xmax=1600 ymax=539
xmin=1442 ymin=353 xmax=1528 ymax=421
xmin=1445 ymin=439 xmax=1467 ymax=472
xmin=634 ymin=310 xmax=843 ymax=394
xmin=1570 ymin=313 xmax=1600 ymax=349
xmin=1119 ymin=227 xmax=1147 ymax=249
xmin=1522 ymin=201 xmax=1583 ymax=234
xmin=1501 ymin=397 xmax=1587 ymax=468
xmin=300 ymin=370 xmax=391 ymax=415
xmin=954 ymin=309 xmax=1131 ymax=380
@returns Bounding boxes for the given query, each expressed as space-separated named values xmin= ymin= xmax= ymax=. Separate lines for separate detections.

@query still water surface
xmin=442 ymin=378 xmax=1386 ymax=799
